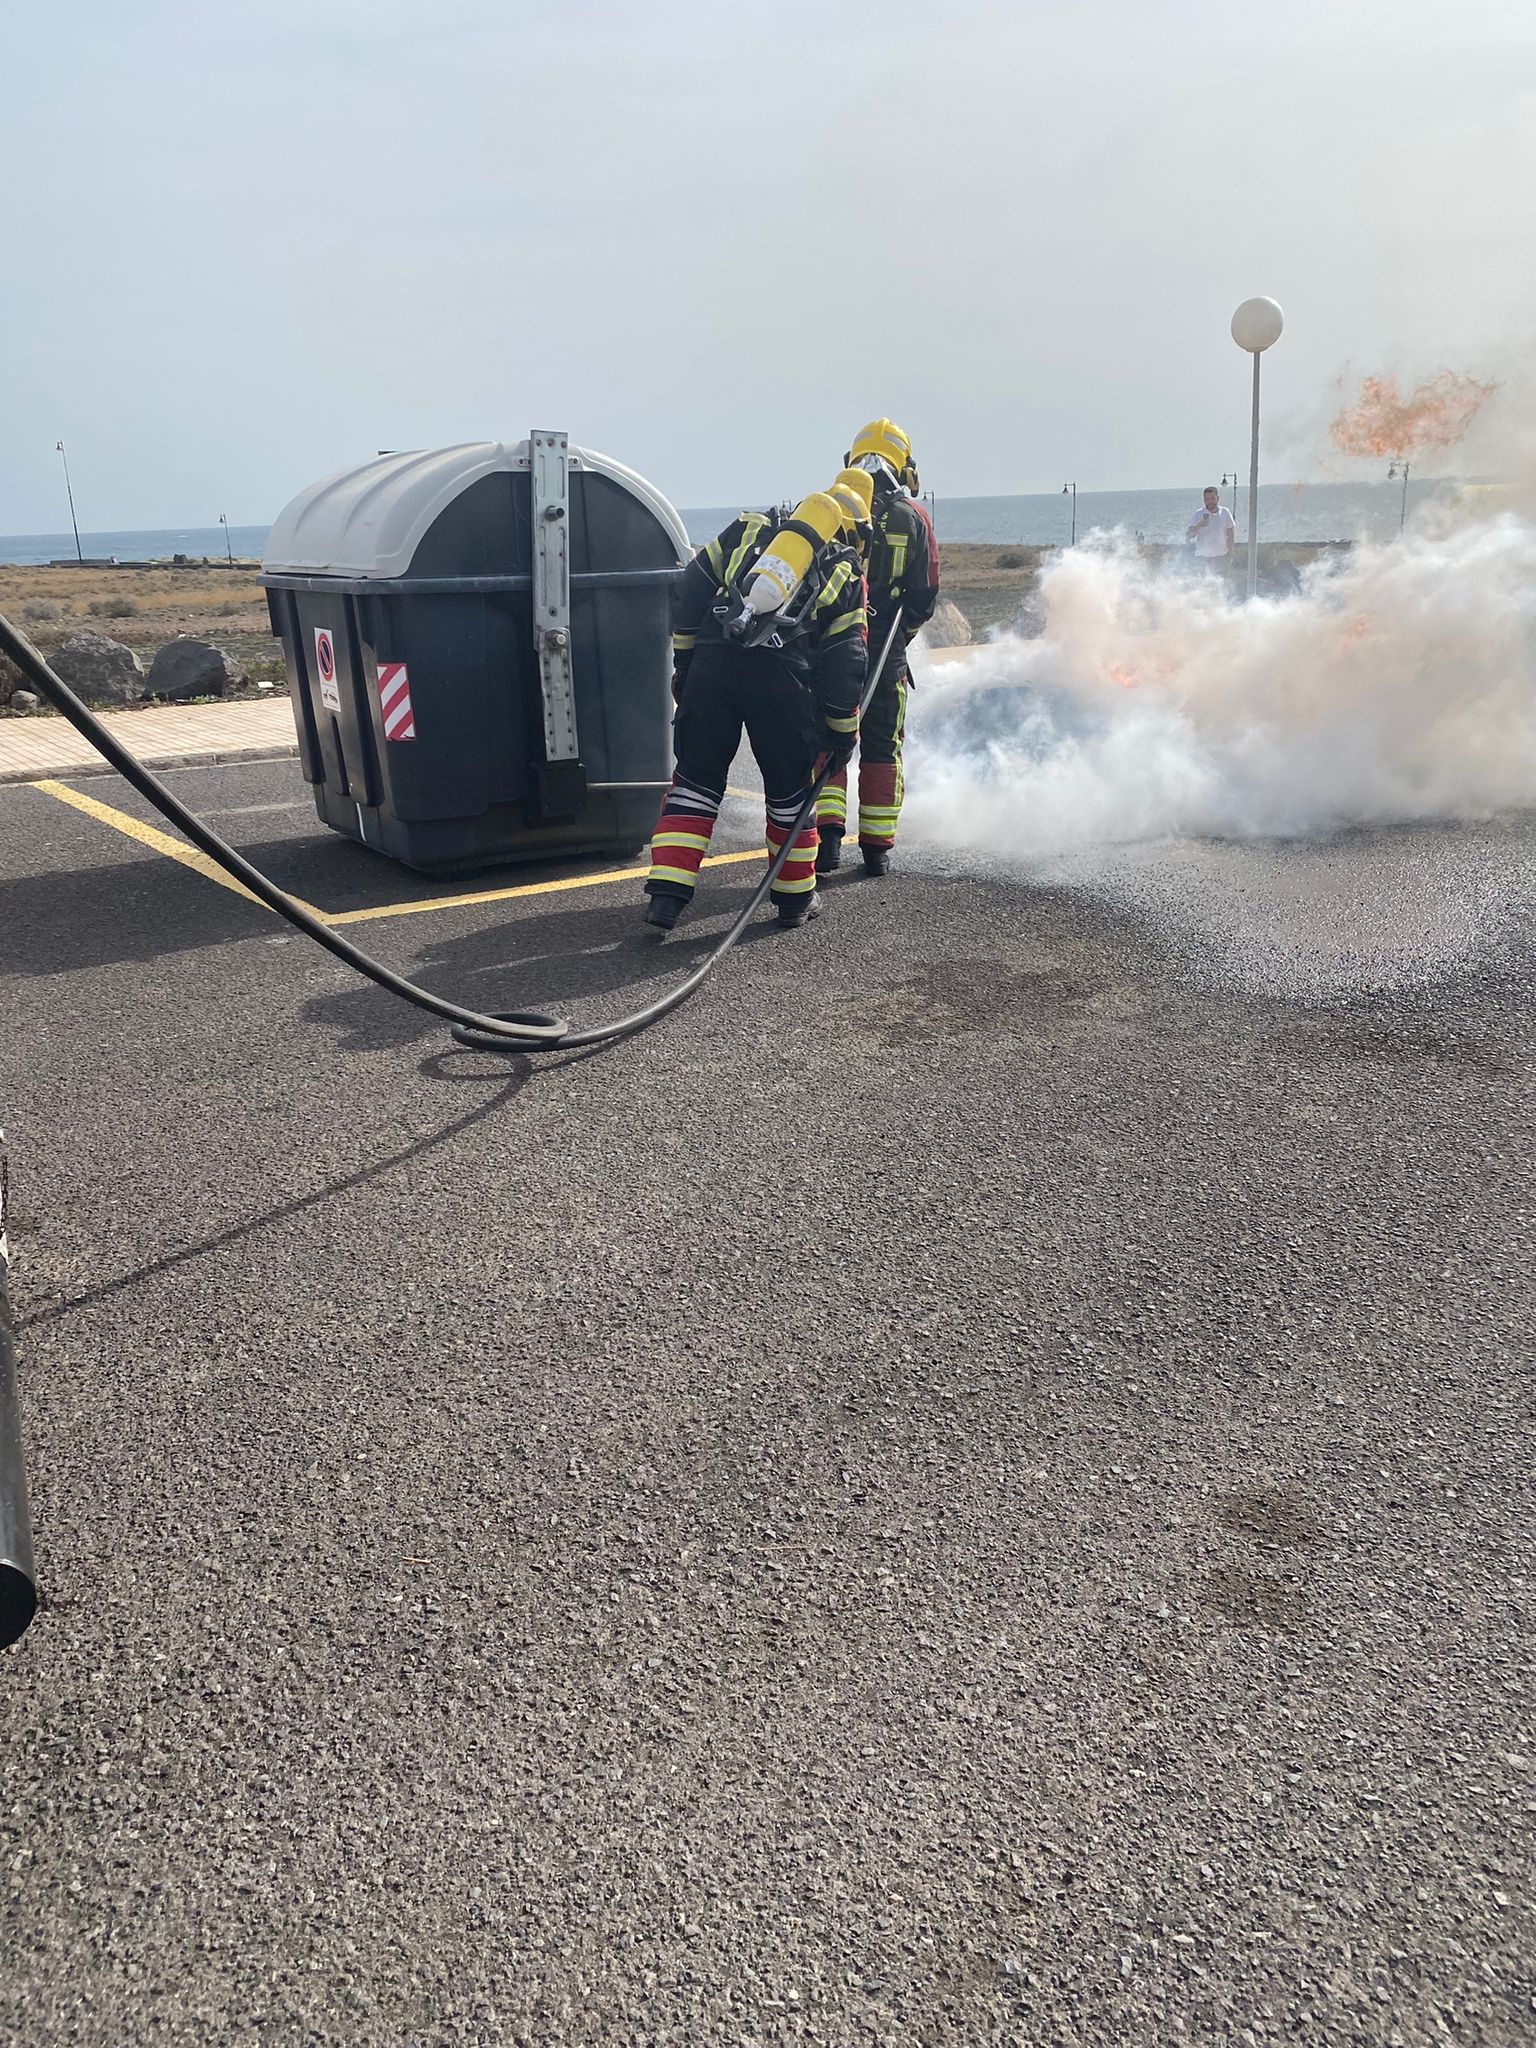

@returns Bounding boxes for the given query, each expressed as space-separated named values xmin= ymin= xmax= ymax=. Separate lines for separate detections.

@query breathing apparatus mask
xmin=849 ymin=449 xmax=921 ymax=498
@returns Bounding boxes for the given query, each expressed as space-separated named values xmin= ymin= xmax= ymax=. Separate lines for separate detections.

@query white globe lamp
xmin=1231 ymin=297 xmax=1285 ymax=353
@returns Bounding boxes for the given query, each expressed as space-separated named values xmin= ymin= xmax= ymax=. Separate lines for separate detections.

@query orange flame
xmin=1104 ymin=656 xmax=1174 ymax=692
xmin=1328 ymin=370 xmax=1496 ymax=462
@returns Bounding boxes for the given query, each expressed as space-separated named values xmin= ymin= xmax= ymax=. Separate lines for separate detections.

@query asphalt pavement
xmin=0 ymin=758 xmax=1531 ymax=2047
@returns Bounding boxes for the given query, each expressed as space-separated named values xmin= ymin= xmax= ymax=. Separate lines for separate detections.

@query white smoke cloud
xmin=906 ymin=509 xmax=1536 ymax=862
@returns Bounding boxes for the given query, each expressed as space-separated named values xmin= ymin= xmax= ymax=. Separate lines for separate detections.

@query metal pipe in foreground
xmin=0 ymin=1129 xmax=38 ymax=1647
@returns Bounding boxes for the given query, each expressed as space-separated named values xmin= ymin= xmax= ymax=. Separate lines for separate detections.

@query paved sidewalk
xmin=0 ymin=695 xmax=298 ymax=784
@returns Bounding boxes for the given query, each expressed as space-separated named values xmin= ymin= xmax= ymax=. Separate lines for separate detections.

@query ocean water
xmin=683 ymin=478 xmax=1457 ymax=549
xmin=0 ymin=524 xmax=271 ymax=567
xmin=0 ymin=480 xmax=1457 ymax=567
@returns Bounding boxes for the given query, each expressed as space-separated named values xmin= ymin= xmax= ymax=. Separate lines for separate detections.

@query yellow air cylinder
xmin=743 ymin=491 xmax=845 ymax=617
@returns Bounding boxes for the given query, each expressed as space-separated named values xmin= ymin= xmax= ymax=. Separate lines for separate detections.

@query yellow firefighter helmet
xmin=847 ymin=417 xmax=911 ymax=479
xmin=833 ymin=466 xmax=875 ymax=521
xmin=829 ymin=483 xmax=869 ymax=536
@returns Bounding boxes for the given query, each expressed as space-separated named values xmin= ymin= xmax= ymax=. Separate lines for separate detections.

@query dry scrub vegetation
xmin=937 ymin=542 xmax=1052 ymax=633
xmin=0 ymin=559 xmax=284 ymax=699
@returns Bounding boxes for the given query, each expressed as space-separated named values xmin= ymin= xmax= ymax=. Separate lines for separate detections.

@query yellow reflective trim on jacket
xmin=815 ymin=560 xmax=852 ymax=608
xmin=672 ymin=631 xmax=697 ymax=651
xmin=702 ymin=539 xmax=724 ymax=577
xmin=724 ymin=513 xmax=771 ymax=587
xmin=823 ymin=711 xmax=859 ymax=733
xmin=823 ymin=607 xmax=865 ymax=640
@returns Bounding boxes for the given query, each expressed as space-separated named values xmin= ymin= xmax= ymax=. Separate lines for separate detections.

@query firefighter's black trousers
xmin=646 ymin=644 xmax=822 ymax=904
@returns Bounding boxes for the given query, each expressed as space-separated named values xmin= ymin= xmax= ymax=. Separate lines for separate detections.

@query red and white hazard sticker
xmin=313 ymin=626 xmax=340 ymax=712
xmin=377 ymin=661 xmax=416 ymax=741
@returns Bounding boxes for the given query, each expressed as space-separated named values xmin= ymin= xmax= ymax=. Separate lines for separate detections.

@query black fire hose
xmin=0 ymin=610 xmax=901 ymax=1056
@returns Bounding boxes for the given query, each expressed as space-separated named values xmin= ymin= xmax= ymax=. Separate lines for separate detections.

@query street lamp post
xmin=1062 ymin=482 xmax=1077 ymax=546
xmin=1387 ymin=459 xmax=1410 ymax=532
xmin=1230 ymin=297 xmax=1284 ymax=599
xmin=218 ymin=513 xmax=234 ymax=567
xmin=54 ymin=440 xmax=83 ymax=564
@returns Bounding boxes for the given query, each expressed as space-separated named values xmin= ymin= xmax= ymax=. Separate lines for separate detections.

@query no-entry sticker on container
xmin=313 ymin=627 xmax=340 ymax=712
xmin=377 ymin=661 xmax=416 ymax=741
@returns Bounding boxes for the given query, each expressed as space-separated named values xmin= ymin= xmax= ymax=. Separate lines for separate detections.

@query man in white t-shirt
xmin=1187 ymin=485 xmax=1236 ymax=573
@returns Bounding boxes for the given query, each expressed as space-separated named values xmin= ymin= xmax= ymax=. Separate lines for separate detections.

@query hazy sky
xmin=3 ymin=0 xmax=1533 ymax=531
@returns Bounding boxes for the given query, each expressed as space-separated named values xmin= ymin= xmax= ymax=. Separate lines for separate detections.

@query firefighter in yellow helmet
xmin=829 ymin=474 xmax=875 ymax=563
xmin=644 ymin=491 xmax=867 ymax=931
xmin=832 ymin=464 xmax=874 ymax=533
xmin=817 ymin=419 xmax=940 ymax=875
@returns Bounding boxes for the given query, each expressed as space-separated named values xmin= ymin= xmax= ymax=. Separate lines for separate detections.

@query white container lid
xmin=262 ymin=440 xmax=691 ymax=578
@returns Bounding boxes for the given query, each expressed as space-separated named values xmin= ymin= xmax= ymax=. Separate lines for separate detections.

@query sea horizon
xmin=0 ymin=477 xmax=1472 ymax=568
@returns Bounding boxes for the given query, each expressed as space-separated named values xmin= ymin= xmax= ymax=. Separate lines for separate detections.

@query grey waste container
xmin=261 ymin=433 xmax=689 ymax=874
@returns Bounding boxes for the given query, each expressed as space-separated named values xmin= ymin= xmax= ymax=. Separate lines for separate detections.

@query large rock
xmin=920 ymin=596 xmax=973 ymax=648
xmin=49 ymin=632 xmax=144 ymax=707
xmin=145 ymin=638 xmax=245 ymax=702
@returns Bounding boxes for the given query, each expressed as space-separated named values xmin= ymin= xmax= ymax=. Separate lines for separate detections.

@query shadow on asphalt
xmin=301 ymin=883 xmax=788 ymax=1053
xmin=216 ymin=830 xmax=660 ymax=917
xmin=20 ymin=1063 xmax=532 ymax=1331
xmin=1 ymin=853 xmax=273 ymax=975
xmin=0 ymin=839 xmax=658 ymax=978
xmin=2 ymin=829 xmax=765 ymax=978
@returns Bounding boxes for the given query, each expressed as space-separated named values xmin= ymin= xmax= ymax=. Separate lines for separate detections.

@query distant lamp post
xmin=55 ymin=440 xmax=84 ymax=564
xmin=218 ymin=512 xmax=234 ymax=567
xmin=1221 ymin=469 xmax=1241 ymax=508
xmin=1387 ymin=458 xmax=1410 ymax=532
xmin=1230 ymin=296 xmax=1284 ymax=598
xmin=1062 ymin=481 xmax=1077 ymax=546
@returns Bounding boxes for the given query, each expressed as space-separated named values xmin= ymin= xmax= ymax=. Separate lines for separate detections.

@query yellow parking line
xmin=29 ymin=779 xmax=327 ymax=914
xmin=323 ymin=847 xmax=767 ymax=925
xmin=30 ymin=777 xmax=769 ymax=925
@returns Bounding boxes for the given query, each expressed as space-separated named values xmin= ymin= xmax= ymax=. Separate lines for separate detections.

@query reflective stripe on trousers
xmin=816 ymin=672 xmax=907 ymax=848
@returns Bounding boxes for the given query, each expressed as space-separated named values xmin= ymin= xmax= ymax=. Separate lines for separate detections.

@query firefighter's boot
xmin=777 ymin=890 xmax=823 ymax=929
xmin=861 ymin=845 xmax=891 ymax=878
xmin=815 ymin=830 xmax=844 ymax=875
xmin=644 ymin=892 xmax=685 ymax=931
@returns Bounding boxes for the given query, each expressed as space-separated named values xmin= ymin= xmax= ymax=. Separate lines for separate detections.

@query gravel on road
xmin=1 ymin=762 xmax=1531 ymax=2046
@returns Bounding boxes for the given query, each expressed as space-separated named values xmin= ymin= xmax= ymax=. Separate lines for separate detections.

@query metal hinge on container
xmin=529 ymin=429 xmax=586 ymax=817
